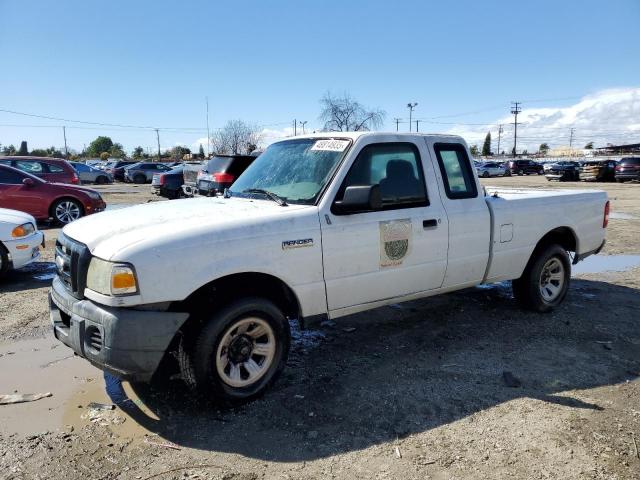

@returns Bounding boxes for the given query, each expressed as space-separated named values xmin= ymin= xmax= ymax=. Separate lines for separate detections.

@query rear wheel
xmin=134 ymin=174 xmax=146 ymax=184
xmin=96 ymin=175 xmax=108 ymax=184
xmin=512 ymin=244 xmax=570 ymax=312
xmin=180 ymin=297 xmax=290 ymax=404
xmin=518 ymin=169 xmax=524 ymax=176
xmin=482 ymin=171 xmax=490 ymax=178
xmin=52 ymin=198 xmax=84 ymax=225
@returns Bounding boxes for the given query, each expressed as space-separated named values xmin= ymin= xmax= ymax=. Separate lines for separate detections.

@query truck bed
xmin=483 ymin=186 xmax=607 ymax=283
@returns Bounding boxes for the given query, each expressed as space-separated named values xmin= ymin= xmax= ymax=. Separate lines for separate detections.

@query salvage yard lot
xmin=1 ymin=176 xmax=639 ymax=479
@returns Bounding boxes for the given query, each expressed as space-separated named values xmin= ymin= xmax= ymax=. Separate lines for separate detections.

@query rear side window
xmin=0 ymin=168 xmax=25 ymax=184
xmin=46 ymin=163 xmax=65 ymax=173
xmin=433 ymin=143 xmax=478 ymax=199
xmin=205 ymin=157 xmax=233 ymax=173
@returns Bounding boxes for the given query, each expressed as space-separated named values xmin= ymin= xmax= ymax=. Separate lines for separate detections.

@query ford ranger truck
xmin=49 ymin=133 xmax=608 ymax=403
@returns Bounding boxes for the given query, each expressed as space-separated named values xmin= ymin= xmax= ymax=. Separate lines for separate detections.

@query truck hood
xmin=62 ymin=197 xmax=314 ymax=260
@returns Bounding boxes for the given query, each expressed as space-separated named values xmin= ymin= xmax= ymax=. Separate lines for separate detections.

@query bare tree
xmin=212 ymin=120 xmax=263 ymax=155
xmin=319 ymin=92 xmax=386 ymax=132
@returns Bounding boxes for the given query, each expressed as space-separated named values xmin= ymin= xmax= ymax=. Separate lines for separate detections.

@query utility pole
xmin=393 ymin=118 xmax=401 ymax=132
xmin=293 ymin=119 xmax=297 ymax=136
xmin=497 ymin=124 xmax=504 ymax=156
xmin=155 ymin=129 xmax=161 ymax=161
xmin=415 ymin=120 xmax=422 ymax=132
xmin=299 ymin=120 xmax=307 ymax=134
xmin=205 ymin=97 xmax=211 ymax=157
xmin=407 ymin=102 xmax=418 ymax=132
xmin=569 ymin=127 xmax=575 ymax=148
xmin=62 ymin=126 xmax=68 ymax=158
xmin=510 ymin=102 xmax=521 ymax=157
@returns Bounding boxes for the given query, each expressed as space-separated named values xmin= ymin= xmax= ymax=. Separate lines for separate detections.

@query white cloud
xmin=445 ymin=87 xmax=640 ymax=153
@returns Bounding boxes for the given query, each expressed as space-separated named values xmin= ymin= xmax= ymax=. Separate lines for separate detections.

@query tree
xmin=470 ymin=145 xmax=479 ymax=156
xmin=100 ymin=152 xmax=110 ymax=161
xmin=211 ymin=120 xmax=263 ymax=155
xmin=539 ymin=143 xmax=550 ymax=155
xmin=167 ymin=146 xmax=191 ymax=160
xmin=584 ymin=141 xmax=594 ymax=149
xmin=1 ymin=144 xmax=17 ymax=155
xmin=17 ymin=141 xmax=28 ymax=155
xmin=132 ymin=146 xmax=145 ymax=159
xmin=482 ymin=132 xmax=492 ymax=156
xmin=319 ymin=91 xmax=385 ymax=132
xmin=86 ymin=136 xmax=114 ymax=157
xmin=109 ymin=143 xmax=126 ymax=158
xmin=198 ymin=143 xmax=205 ymax=158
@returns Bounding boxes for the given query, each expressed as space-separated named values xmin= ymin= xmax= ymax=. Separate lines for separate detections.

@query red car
xmin=0 ymin=164 xmax=106 ymax=224
xmin=0 ymin=156 xmax=80 ymax=184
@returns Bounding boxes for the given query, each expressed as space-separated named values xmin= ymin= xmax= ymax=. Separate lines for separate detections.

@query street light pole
xmin=407 ymin=102 xmax=418 ymax=132
xmin=299 ymin=120 xmax=308 ymax=134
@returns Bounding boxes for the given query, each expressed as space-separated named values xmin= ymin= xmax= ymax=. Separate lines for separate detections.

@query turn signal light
xmin=11 ymin=223 xmax=35 ymax=238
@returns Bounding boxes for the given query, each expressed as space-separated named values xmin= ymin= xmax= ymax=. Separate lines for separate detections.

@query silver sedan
xmin=70 ymin=162 xmax=113 ymax=184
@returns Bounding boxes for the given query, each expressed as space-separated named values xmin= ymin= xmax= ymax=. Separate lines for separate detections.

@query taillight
xmin=603 ymin=201 xmax=610 ymax=228
xmin=213 ymin=172 xmax=235 ymax=183
xmin=159 ymin=174 xmax=166 ymax=186
xmin=71 ymin=173 xmax=79 ymax=184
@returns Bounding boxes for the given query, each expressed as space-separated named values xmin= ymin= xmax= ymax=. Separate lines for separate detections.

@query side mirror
xmin=333 ymin=185 xmax=382 ymax=214
xmin=22 ymin=178 xmax=35 ymax=187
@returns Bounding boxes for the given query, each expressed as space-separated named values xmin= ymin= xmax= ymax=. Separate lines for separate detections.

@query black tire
xmin=51 ymin=198 xmax=84 ymax=225
xmin=96 ymin=175 xmax=108 ymax=185
xmin=0 ymin=243 xmax=9 ymax=279
xmin=512 ymin=244 xmax=571 ymax=313
xmin=181 ymin=297 xmax=290 ymax=405
xmin=482 ymin=171 xmax=490 ymax=178
xmin=518 ymin=169 xmax=524 ymax=176
xmin=504 ymin=170 xmax=511 ymax=177
xmin=134 ymin=174 xmax=146 ymax=184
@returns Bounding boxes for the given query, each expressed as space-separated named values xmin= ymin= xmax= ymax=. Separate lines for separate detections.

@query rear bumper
xmin=573 ymin=239 xmax=606 ymax=265
xmin=49 ymin=276 xmax=188 ymax=382
xmin=615 ymin=173 xmax=640 ymax=180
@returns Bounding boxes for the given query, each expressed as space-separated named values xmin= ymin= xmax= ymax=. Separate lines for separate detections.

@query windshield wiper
xmin=243 ymin=188 xmax=288 ymax=206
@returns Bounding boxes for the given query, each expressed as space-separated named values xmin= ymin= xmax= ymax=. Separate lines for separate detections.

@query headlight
xmin=86 ymin=191 xmax=102 ymax=201
xmin=11 ymin=222 xmax=36 ymax=238
xmin=86 ymin=257 xmax=138 ymax=296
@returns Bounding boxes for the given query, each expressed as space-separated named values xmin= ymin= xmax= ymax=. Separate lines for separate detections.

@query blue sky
xmin=0 ymin=0 xmax=638 ymax=153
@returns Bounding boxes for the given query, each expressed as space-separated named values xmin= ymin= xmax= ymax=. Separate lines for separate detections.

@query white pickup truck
xmin=50 ymin=133 xmax=608 ymax=403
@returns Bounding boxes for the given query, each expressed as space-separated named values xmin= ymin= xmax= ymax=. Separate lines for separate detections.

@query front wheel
xmin=512 ymin=244 xmax=571 ymax=312
xmin=134 ymin=174 xmax=146 ymax=184
xmin=181 ymin=297 xmax=290 ymax=404
xmin=0 ymin=243 xmax=9 ymax=279
xmin=52 ymin=198 xmax=84 ymax=225
xmin=482 ymin=171 xmax=490 ymax=178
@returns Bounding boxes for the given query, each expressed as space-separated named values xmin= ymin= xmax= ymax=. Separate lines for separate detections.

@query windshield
xmin=230 ymin=138 xmax=351 ymax=205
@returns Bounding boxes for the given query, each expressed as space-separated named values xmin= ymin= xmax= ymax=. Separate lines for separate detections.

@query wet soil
xmin=1 ymin=179 xmax=639 ymax=479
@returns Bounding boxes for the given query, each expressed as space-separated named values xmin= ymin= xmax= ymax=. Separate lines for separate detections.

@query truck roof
xmin=271 ymin=132 xmax=465 ymax=143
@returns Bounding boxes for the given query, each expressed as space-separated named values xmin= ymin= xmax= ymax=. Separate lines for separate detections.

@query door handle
xmin=423 ymin=219 xmax=438 ymax=228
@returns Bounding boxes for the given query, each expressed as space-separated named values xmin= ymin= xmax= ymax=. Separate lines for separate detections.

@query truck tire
xmin=182 ymin=297 xmax=290 ymax=404
xmin=512 ymin=244 xmax=571 ymax=313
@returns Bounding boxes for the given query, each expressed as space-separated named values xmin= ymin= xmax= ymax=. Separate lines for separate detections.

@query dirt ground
xmin=1 ymin=177 xmax=639 ymax=480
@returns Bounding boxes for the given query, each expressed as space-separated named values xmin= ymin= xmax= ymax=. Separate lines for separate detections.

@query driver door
xmin=319 ymin=138 xmax=448 ymax=314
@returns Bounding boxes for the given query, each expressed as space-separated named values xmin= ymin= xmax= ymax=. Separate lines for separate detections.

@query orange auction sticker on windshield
xmin=310 ymin=140 xmax=350 ymax=152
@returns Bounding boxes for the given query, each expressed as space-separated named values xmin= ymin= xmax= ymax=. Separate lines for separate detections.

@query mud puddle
xmin=0 ymin=337 xmax=152 ymax=439
xmin=573 ymin=254 xmax=640 ymax=274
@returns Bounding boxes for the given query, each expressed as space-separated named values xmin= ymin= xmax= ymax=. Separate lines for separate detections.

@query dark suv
xmin=103 ymin=160 xmax=138 ymax=181
xmin=507 ymin=159 xmax=544 ymax=175
xmin=182 ymin=155 xmax=256 ymax=197
xmin=615 ymin=157 xmax=640 ymax=183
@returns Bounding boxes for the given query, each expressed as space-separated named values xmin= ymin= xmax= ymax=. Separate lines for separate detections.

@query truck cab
xmin=49 ymin=133 xmax=608 ymax=404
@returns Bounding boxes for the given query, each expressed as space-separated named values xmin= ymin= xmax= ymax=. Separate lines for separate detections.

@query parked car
xmin=0 ymin=164 xmax=106 ymax=224
xmin=124 ymin=162 xmax=172 ymax=184
xmin=476 ymin=162 xmax=507 ymax=177
xmin=50 ymin=132 xmax=608 ymax=404
xmin=0 ymin=156 xmax=79 ymax=184
xmin=544 ymin=161 xmax=581 ymax=181
xmin=69 ymin=162 xmax=113 ymax=184
xmin=0 ymin=207 xmax=45 ymax=279
xmin=506 ymin=159 xmax=544 ymax=175
xmin=152 ymin=166 xmax=185 ymax=199
xmin=580 ymin=159 xmax=618 ymax=182
xmin=103 ymin=160 xmax=138 ymax=181
xmin=85 ymin=159 xmax=103 ymax=168
xmin=182 ymin=155 xmax=256 ymax=196
xmin=614 ymin=157 xmax=640 ymax=182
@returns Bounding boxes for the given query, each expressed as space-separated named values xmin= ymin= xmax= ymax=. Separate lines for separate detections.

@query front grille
xmin=55 ymin=232 xmax=91 ymax=299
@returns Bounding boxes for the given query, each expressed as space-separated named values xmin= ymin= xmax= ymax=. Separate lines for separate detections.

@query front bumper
xmin=4 ymin=231 xmax=44 ymax=270
xmin=49 ymin=276 xmax=189 ymax=382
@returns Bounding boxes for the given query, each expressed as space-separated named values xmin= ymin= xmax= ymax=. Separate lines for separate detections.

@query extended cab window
xmin=434 ymin=143 xmax=478 ymax=199
xmin=337 ymin=142 xmax=428 ymax=210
